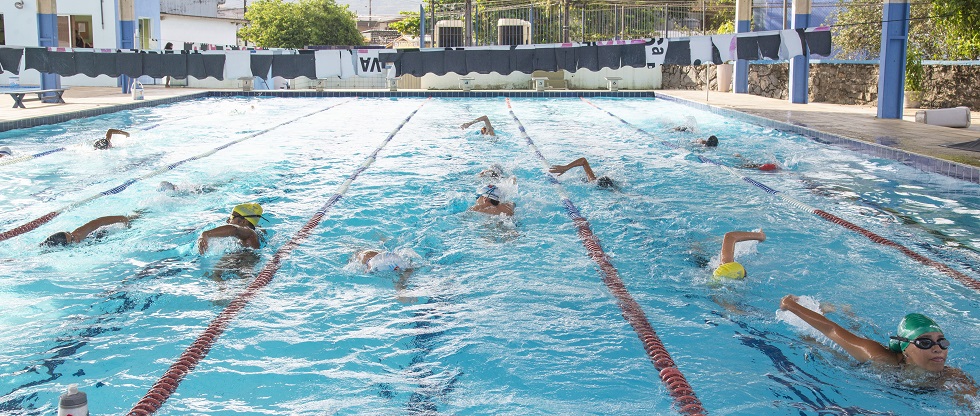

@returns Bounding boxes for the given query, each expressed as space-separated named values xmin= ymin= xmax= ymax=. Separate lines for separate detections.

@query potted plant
xmin=904 ymin=49 xmax=924 ymax=108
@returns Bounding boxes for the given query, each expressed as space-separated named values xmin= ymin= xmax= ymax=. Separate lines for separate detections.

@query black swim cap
xmin=93 ymin=138 xmax=110 ymax=150
xmin=41 ymin=231 xmax=71 ymax=247
xmin=706 ymin=135 xmax=718 ymax=147
xmin=597 ymin=176 xmax=614 ymax=188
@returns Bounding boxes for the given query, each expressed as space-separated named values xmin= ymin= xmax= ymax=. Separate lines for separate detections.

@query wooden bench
xmin=6 ymin=88 xmax=69 ymax=109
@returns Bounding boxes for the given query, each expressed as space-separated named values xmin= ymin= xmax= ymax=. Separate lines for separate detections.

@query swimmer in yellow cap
xmin=198 ymin=202 xmax=264 ymax=254
xmin=779 ymin=294 xmax=978 ymax=398
xmin=712 ymin=230 xmax=766 ymax=279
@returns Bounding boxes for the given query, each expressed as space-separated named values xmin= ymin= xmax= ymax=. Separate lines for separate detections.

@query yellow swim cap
xmin=713 ymin=262 xmax=746 ymax=280
xmin=232 ymin=202 xmax=263 ymax=227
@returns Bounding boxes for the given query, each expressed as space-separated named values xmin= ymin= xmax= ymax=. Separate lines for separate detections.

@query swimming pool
xmin=1 ymin=95 xmax=978 ymax=415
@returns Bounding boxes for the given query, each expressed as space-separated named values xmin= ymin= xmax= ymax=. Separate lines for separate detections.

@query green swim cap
xmin=713 ymin=262 xmax=746 ymax=280
xmin=888 ymin=313 xmax=943 ymax=352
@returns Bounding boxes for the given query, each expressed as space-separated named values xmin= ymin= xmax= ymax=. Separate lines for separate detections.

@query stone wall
xmin=662 ymin=62 xmax=980 ymax=109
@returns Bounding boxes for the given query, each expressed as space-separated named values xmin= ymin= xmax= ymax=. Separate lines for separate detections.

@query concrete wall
xmin=160 ymin=14 xmax=241 ymax=48
xmin=416 ymin=66 xmax=662 ymax=90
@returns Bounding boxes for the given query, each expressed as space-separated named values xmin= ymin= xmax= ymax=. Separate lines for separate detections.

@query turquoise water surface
xmin=1 ymin=96 xmax=978 ymax=415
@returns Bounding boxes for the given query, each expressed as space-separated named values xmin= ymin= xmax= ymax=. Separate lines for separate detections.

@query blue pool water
xmin=1 ymin=96 xmax=979 ymax=415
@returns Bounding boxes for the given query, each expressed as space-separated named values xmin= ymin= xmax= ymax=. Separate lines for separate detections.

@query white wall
xmin=1 ymin=2 xmax=41 ymax=86
xmin=418 ymin=67 xmax=662 ymax=90
xmin=160 ymin=14 xmax=241 ymax=48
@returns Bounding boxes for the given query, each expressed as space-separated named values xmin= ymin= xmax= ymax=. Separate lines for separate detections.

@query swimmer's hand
xmin=460 ymin=122 xmax=471 ymax=129
xmin=548 ymin=165 xmax=569 ymax=176
xmin=198 ymin=235 xmax=210 ymax=254
xmin=780 ymin=294 xmax=799 ymax=311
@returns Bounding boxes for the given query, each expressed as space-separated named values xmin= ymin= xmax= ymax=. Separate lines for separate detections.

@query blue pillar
xmin=119 ymin=0 xmax=135 ymax=93
xmin=788 ymin=0 xmax=811 ymax=104
xmin=419 ymin=4 xmax=425 ymax=48
xmin=876 ymin=0 xmax=910 ymax=119
xmin=36 ymin=0 xmax=61 ymax=99
xmin=733 ymin=0 xmax=751 ymax=94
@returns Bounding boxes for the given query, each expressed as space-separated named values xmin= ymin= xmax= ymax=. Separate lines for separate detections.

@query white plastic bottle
xmin=57 ymin=384 xmax=88 ymax=416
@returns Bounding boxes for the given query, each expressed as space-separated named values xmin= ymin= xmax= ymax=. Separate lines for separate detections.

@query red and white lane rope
xmin=127 ymin=98 xmax=430 ymax=415
xmin=0 ymin=99 xmax=355 ymax=243
xmin=506 ymin=98 xmax=706 ymax=416
xmin=581 ymin=98 xmax=980 ymax=292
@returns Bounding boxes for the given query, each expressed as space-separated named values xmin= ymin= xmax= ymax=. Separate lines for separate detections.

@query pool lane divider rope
xmin=0 ymin=99 xmax=356 ymax=243
xmin=580 ymin=98 xmax=980 ymax=292
xmin=127 ymin=98 xmax=430 ymax=416
xmin=505 ymin=98 xmax=706 ymax=416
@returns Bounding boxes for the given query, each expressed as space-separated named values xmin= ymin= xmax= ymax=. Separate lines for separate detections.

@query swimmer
xmin=712 ymin=230 xmax=766 ymax=279
xmin=354 ymin=249 xmax=417 ymax=303
xmin=549 ymin=157 xmax=616 ymax=189
xmin=461 ymin=115 xmax=495 ymax=136
xmin=158 ymin=181 xmax=177 ymax=192
xmin=779 ymin=295 xmax=978 ymax=398
xmin=93 ymin=128 xmax=131 ymax=150
xmin=0 ymin=146 xmax=11 ymax=158
xmin=40 ymin=214 xmax=138 ymax=247
xmin=198 ymin=202 xmax=265 ymax=254
xmin=470 ymin=184 xmax=514 ymax=216
xmin=734 ymin=153 xmax=780 ymax=171
xmin=693 ymin=135 xmax=718 ymax=148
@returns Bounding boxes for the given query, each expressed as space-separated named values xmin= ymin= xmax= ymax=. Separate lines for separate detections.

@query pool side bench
xmin=7 ymin=88 xmax=69 ymax=109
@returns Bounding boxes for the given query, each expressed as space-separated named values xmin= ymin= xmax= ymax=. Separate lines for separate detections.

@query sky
xmin=221 ymin=0 xmax=419 ymax=19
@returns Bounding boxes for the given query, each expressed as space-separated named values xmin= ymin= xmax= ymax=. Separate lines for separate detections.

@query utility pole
xmin=465 ymin=0 xmax=473 ymax=46
xmin=562 ymin=0 xmax=569 ymax=43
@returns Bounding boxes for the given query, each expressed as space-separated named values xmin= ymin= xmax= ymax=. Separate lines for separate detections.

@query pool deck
xmin=2 ymin=85 xmax=978 ymax=180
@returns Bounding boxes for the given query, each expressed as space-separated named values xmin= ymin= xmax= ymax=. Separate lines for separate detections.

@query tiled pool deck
xmin=1 ymin=86 xmax=977 ymax=183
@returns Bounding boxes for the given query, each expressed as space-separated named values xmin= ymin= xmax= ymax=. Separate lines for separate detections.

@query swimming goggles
xmin=889 ymin=336 xmax=950 ymax=350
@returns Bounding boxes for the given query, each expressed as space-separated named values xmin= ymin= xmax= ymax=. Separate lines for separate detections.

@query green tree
xmin=932 ymin=0 xmax=980 ymax=58
xmin=239 ymin=0 xmax=363 ymax=48
xmin=830 ymin=0 xmax=976 ymax=60
xmin=389 ymin=11 xmax=420 ymax=36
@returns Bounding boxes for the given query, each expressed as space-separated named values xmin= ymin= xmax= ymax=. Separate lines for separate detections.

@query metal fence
xmin=427 ymin=1 xmax=734 ymax=47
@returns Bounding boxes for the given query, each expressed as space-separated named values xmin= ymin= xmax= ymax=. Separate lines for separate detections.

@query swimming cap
xmin=480 ymin=184 xmax=500 ymax=202
xmin=158 ymin=181 xmax=177 ymax=192
xmin=367 ymin=252 xmax=410 ymax=272
xmin=706 ymin=135 xmax=718 ymax=147
xmin=597 ymin=176 xmax=614 ymax=189
xmin=41 ymin=231 xmax=71 ymax=247
xmin=888 ymin=313 xmax=943 ymax=352
xmin=713 ymin=261 xmax=746 ymax=280
xmin=93 ymin=138 xmax=111 ymax=150
xmin=232 ymin=202 xmax=264 ymax=227
xmin=758 ymin=163 xmax=778 ymax=171
xmin=0 ymin=146 xmax=11 ymax=156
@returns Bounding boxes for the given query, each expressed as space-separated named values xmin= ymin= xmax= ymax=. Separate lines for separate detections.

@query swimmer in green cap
xmin=779 ymin=294 xmax=978 ymax=397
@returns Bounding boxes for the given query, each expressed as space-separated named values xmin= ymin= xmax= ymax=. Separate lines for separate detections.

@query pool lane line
xmin=127 ymin=97 xmax=431 ymax=416
xmin=506 ymin=98 xmax=706 ymax=416
xmin=0 ymin=99 xmax=356 ymax=243
xmin=579 ymin=98 xmax=980 ymax=292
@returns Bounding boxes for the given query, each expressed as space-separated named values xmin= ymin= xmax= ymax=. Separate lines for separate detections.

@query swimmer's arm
xmin=780 ymin=295 xmax=898 ymax=364
xmin=944 ymin=367 xmax=980 ymax=404
xmin=719 ymin=230 xmax=766 ymax=264
xmin=198 ymin=225 xmax=260 ymax=254
xmin=548 ymin=157 xmax=597 ymax=181
xmin=106 ymin=128 xmax=130 ymax=139
xmin=461 ymin=115 xmax=494 ymax=135
xmin=71 ymin=215 xmax=132 ymax=242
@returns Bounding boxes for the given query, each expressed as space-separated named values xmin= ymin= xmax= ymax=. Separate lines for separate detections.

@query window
xmin=57 ymin=15 xmax=94 ymax=48
xmin=138 ymin=18 xmax=151 ymax=49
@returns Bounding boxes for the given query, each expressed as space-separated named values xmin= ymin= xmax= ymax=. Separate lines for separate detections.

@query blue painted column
xmin=36 ymin=0 xmax=61 ymax=99
xmin=876 ymin=0 xmax=910 ymax=119
xmin=788 ymin=0 xmax=811 ymax=103
xmin=733 ymin=0 xmax=751 ymax=94
xmin=119 ymin=0 xmax=135 ymax=93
